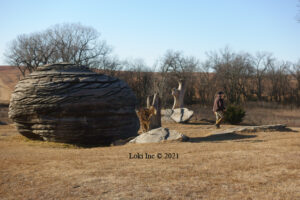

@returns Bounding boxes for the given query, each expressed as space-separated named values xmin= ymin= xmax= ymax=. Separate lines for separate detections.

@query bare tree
xmin=157 ymin=50 xmax=199 ymax=107
xmin=5 ymin=33 xmax=55 ymax=76
xmin=93 ymin=56 xmax=122 ymax=76
xmin=120 ymin=59 xmax=154 ymax=106
xmin=159 ymin=50 xmax=198 ymax=79
xmin=5 ymin=23 xmax=112 ymax=76
xmin=267 ymin=61 xmax=291 ymax=103
xmin=208 ymin=47 xmax=254 ymax=104
xmin=197 ymin=60 xmax=215 ymax=105
xmin=147 ymin=93 xmax=161 ymax=129
xmin=251 ymin=52 xmax=274 ymax=100
xmin=289 ymin=61 xmax=300 ymax=105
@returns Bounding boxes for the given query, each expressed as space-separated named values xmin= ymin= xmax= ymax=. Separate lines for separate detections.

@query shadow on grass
xmin=234 ymin=139 xmax=265 ymax=143
xmin=187 ymin=118 xmax=215 ymax=125
xmin=187 ymin=122 xmax=213 ymax=125
xmin=189 ymin=133 xmax=257 ymax=143
xmin=280 ymin=128 xmax=299 ymax=132
xmin=14 ymin=134 xmax=116 ymax=148
xmin=188 ymin=121 xmax=259 ymax=126
xmin=187 ymin=119 xmax=257 ymax=126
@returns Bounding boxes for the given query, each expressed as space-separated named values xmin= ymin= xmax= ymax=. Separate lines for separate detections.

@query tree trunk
xmin=172 ymin=79 xmax=186 ymax=109
xmin=148 ymin=93 xmax=161 ymax=130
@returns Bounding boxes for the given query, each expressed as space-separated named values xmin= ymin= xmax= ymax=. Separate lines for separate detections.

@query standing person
xmin=213 ymin=91 xmax=226 ymax=128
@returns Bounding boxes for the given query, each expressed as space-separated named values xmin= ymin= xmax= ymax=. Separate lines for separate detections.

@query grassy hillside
xmin=0 ymin=123 xmax=299 ymax=199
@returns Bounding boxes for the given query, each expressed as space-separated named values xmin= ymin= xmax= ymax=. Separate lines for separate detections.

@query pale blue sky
xmin=0 ymin=0 xmax=299 ymax=66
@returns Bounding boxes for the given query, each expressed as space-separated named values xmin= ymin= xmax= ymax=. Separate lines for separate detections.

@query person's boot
xmin=215 ymin=124 xmax=220 ymax=129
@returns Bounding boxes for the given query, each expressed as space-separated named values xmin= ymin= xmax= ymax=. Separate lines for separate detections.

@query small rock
xmin=129 ymin=127 xmax=189 ymax=144
xmin=170 ymin=108 xmax=194 ymax=123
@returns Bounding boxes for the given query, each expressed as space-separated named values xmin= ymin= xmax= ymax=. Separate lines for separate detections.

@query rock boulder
xmin=161 ymin=108 xmax=194 ymax=123
xmin=129 ymin=127 xmax=189 ymax=144
xmin=171 ymin=108 xmax=194 ymax=123
xmin=9 ymin=63 xmax=139 ymax=145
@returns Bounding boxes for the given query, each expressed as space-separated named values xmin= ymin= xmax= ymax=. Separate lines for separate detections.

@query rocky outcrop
xmin=129 ymin=127 xmax=189 ymax=144
xmin=211 ymin=124 xmax=292 ymax=135
xmin=8 ymin=63 xmax=139 ymax=145
xmin=161 ymin=108 xmax=194 ymax=123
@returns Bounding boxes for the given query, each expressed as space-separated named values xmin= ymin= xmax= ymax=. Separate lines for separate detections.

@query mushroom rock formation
xmin=8 ymin=63 xmax=139 ymax=145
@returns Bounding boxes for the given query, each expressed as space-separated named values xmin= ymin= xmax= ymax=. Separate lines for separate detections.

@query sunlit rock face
xmin=9 ymin=63 xmax=139 ymax=145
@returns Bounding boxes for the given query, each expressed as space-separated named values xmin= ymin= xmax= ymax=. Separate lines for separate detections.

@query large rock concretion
xmin=8 ymin=63 xmax=139 ymax=145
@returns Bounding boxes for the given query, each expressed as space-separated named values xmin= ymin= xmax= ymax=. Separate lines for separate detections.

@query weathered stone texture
xmin=161 ymin=108 xmax=194 ymax=123
xmin=9 ymin=63 xmax=139 ymax=145
xmin=129 ymin=127 xmax=189 ymax=144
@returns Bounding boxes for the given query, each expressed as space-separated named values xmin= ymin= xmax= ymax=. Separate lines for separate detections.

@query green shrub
xmin=224 ymin=104 xmax=246 ymax=124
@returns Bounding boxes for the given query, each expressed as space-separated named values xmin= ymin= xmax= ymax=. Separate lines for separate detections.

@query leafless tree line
xmin=4 ymin=24 xmax=300 ymax=107
xmin=119 ymin=49 xmax=300 ymax=107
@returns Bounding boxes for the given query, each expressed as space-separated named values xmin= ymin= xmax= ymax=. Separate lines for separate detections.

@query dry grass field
xmin=190 ymin=104 xmax=300 ymax=127
xmin=0 ymin=122 xmax=299 ymax=200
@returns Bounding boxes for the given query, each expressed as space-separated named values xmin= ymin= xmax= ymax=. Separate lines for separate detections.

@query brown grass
xmin=0 ymin=123 xmax=300 ymax=200
xmin=189 ymin=104 xmax=300 ymax=127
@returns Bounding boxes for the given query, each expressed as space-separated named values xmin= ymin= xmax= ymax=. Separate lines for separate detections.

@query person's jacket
xmin=213 ymin=96 xmax=225 ymax=112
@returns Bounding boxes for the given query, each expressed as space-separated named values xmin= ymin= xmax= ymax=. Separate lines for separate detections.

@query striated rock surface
xmin=161 ymin=108 xmax=194 ymax=123
xmin=171 ymin=108 xmax=194 ymax=123
xmin=129 ymin=127 xmax=189 ymax=144
xmin=211 ymin=124 xmax=292 ymax=135
xmin=8 ymin=63 xmax=139 ymax=145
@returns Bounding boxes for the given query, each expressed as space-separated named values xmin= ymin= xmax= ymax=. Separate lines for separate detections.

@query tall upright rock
xmin=8 ymin=63 xmax=139 ymax=145
xmin=169 ymin=79 xmax=193 ymax=123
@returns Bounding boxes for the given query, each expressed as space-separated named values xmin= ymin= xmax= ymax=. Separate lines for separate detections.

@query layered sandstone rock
xmin=8 ymin=63 xmax=139 ymax=145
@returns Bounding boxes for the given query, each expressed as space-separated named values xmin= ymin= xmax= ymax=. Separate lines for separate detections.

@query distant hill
xmin=0 ymin=66 xmax=21 ymax=103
